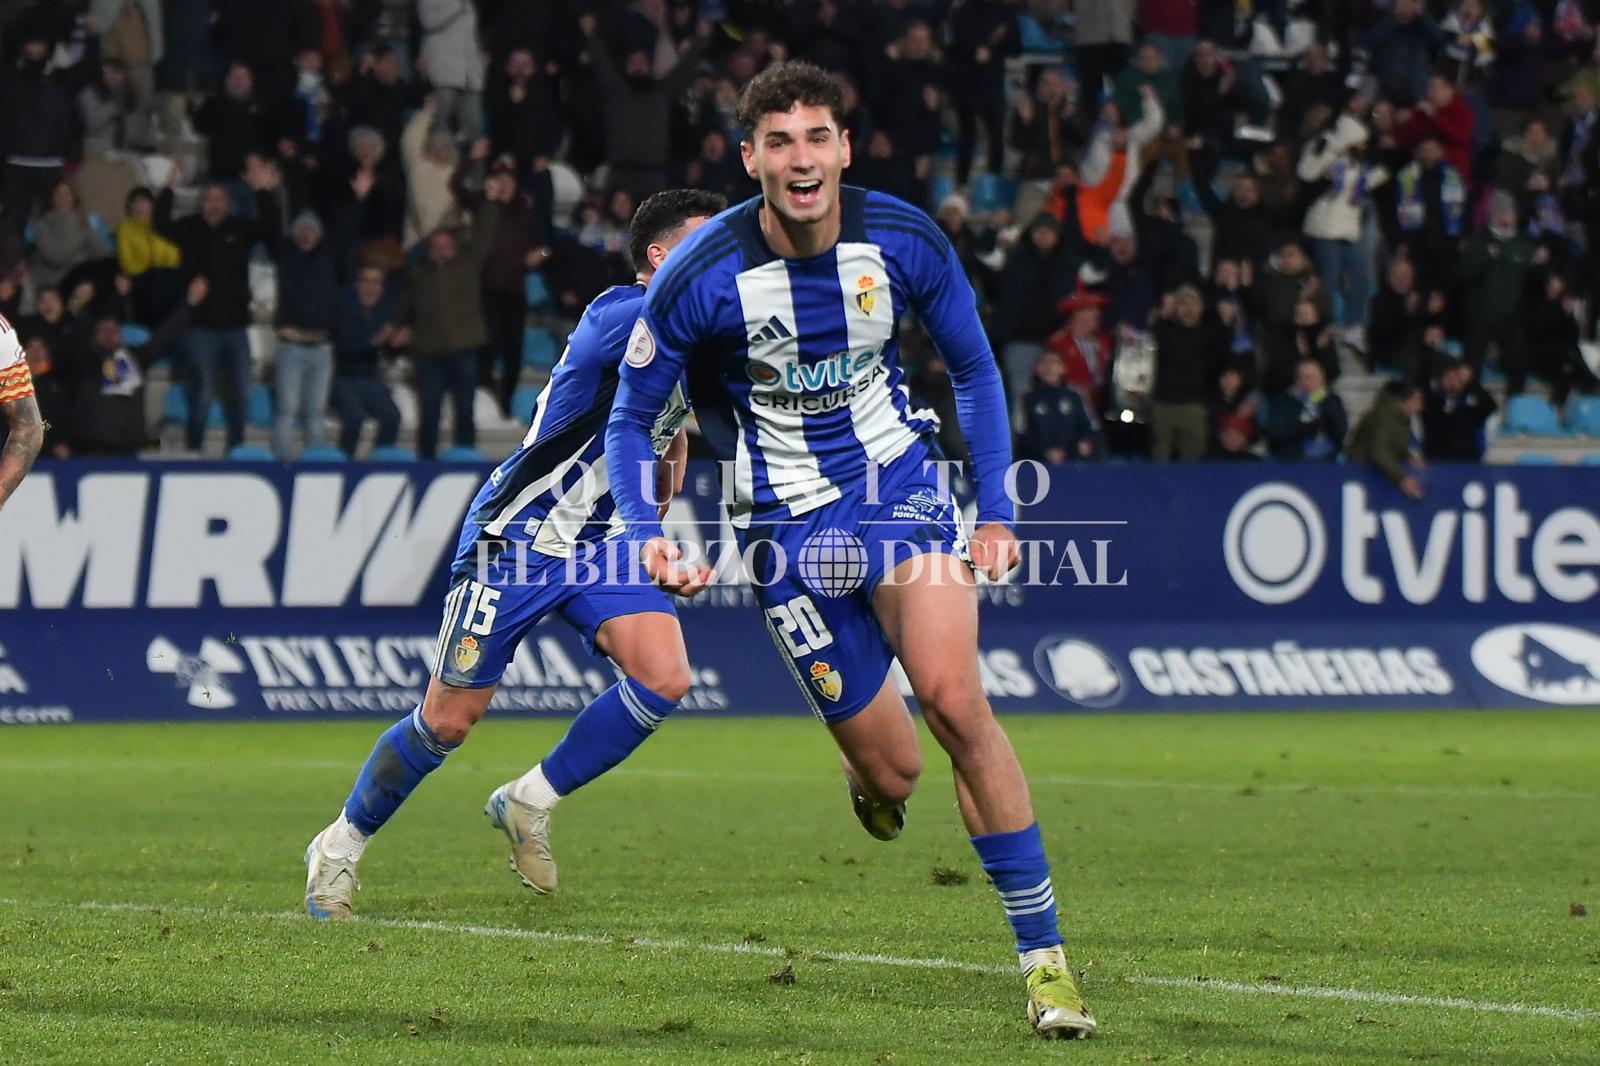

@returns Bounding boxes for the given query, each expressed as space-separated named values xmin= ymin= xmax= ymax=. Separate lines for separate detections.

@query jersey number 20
xmin=765 ymin=597 xmax=833 ymax=658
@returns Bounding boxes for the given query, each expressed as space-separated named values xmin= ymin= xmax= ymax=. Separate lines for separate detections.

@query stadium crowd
xmin=1 ymin=0 xmax=1598 ymax=472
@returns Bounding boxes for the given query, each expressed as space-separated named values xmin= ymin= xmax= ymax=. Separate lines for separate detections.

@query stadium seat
xmin=526 ymin=272 xmax=554 ymax=309
xmin=367 ymin=445 xmax=417 ymax=462
xmin=161 ymin=385 xmax=187 ymax=424
xmin=970 ymin=173 xmax=1017 ymax=215
xmin=247 ymin=384 xmax=274 ymax=430
xmin=1501 ymin=395 xmax=1568 ymax=437
xmin=510 ymin=385 xmax=542 ymax=425
xmin=168 ymin=390 xmax=227 ymax=430
xmin=121 ymin=323 xmax=152 ymax=347
xmin=226 ymin=444 xmax=275 ymax=461
xmin=522 ymin=327 xmax=559 ymax=370
xmin=1514 ymin=453 xmax=1560 ymax=465
xmin=1580 ymin=451 xmax=1600 ymax=465
xmin=1567 ymin=395 xmax=1600 ymax=437
xmin=298 ymin=445 xmax=346 ymax=462
xmin=926 ymin=172 xmax=957 ymax=214
xmin=438 ymin=445 xmax=490 ymax=463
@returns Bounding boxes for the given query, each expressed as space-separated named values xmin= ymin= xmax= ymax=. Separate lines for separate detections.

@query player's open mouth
xmin=786 ymin=180 xmax=822 ymax=207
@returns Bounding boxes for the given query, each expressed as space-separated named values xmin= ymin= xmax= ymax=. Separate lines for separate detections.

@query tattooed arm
xmin=0 ymin=392 xmax=43 ymax=510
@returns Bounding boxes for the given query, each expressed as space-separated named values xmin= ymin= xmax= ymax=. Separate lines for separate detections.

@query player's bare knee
xmin=630 ymin=657 xmax=691 ymax=704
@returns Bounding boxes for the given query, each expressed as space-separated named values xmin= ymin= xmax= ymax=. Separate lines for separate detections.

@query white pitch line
xmin=1124 ymin=976 xmax=1600 ymax=1023
xmin=1 ymin=898 xmax=1595 ymax=1024
xmin=0 ymin=759 xmax=1592 ymax=802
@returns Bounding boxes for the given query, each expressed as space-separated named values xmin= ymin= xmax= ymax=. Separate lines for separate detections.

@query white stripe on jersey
xmin=835 ymin=242 xmax=918 ymax=465
xmin=727 ymin=404 xmax=755 ymax=527
xmin=483 ymin=439 xmax=593 ymax=538
xmin=735 ymin=260 xmax=840 ymax=517
xmin=532 ymin=454 xmax=608 ymax=557
xmin=521 ymin=345 xmax=568 ymax=447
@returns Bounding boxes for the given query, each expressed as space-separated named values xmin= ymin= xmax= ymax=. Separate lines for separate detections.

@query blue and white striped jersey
xmin=608 ymin=186 xmax=1012 ymax=538
xmin=456 ymin=284 xmax=688 ymax=563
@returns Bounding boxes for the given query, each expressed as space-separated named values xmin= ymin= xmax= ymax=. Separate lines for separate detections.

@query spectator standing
xmin=156 ymin=160 xmax=283 ymax=452
xmin=192 ymin=62 xmax=273 ymax=184
xmin=1149 ymin=285 xmax=1220 ymax=462
xmin=88 ymin=0 xmax=162 ymax=108
xmin=1020 ymin=349 xmax=1098 ymax=463
xmin=1137 ymin=0 xmax=1200 ymax=75
xmin=394 ymin=198 xmax=501 ymax=459
xmin=1008 ymin=69 xmax=1090 ymax=183
xmin=1192 ymin=151 xmax=1274 ymax=273
xmin=1395 ymin=75 xmax=1476 ymax=180
xmin=116 ymin=186 xmax=183 ymax=322
xmin=1486 ymin=17 xmax=1543 ymax=137
xmin=1 ymin=28 xmax=100 ymax=235
xmin=1264 ymin=358 xmax=1349 ymax=462
xmin=1368 ymin=256 xmax=1443 ymax=382
xmin=1363 ymin=0 xmax=1443 ymax=108
xmin=1439 ymin=0 xmax=1495 ymax=90
xmin=400 ymin=97 xmax=464 ymax=248
xmin=945 ymin=1 xmax=1014 ymax=185
xmin=1076 ymin=86 xmax=1164 ymax=246
xmin=1423 ymin=361 xmax=1496 ymax=461
xmin=1458 ymin=191 xmax=1539 ymax=392
xmin=1389 ymin=137 xmax=1467 ymax=297
xmin=1254 ymin=239 xmax=1332 ymax=391
xmin=272 ymin=209 xmax=347 ymax=459
xmin=1497 ymin=118 xmax=1560 ymax=222
xmin=993 ymin=213 xmax=1080 ymax=406
xmin=347 ymin=45 xmax=416 ymax=155
xmin=30 ymin=181 xmax=113 ymax=292
xmin=578 ymin=13 xmax=711 ymax=202
xmin=1298 ymin=108 xmax=1389 ymax=354
xmin=1524 ymin=270 xmax=1600 ymax=406
xmin=1043 ymin=287 xmax=1114 ymax=416
xmin=487 ymin=48 xmax=564 ymax=181
xmin=78 ymin=57 xmax=149 ymax=155
xmin=1278 ymin=42 xmax=1347 ymax=145
xmin=1074 ymin=0 xmax=1135 ymax=111
xmin=418 ymin=0 xmax=487 ymax=141
xmin=1348 ymin=379 xmax=1426 ymax=499
xmin=63 ymin=276 xmax=206 ymax=458
xmin=331 ymin=264 xmax=403 ymax=457
xmin=454 ymin=145 xmax=550 ymax=417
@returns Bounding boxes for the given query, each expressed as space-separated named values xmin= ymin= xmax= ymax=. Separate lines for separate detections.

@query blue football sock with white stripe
xmin=971 ymin=822 xmax=1062 ymax=954
xmin=343 ymin=707 xmax=458 ymax=835
xmin=539 ymin=677 xmax=676 ymax=796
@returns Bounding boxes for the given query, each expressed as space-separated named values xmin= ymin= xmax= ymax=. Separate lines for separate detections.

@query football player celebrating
xmin=605 ymin=63 xmax=1095 ymax=1038
xmin=304 ymin=189 xmax=725 ymax=916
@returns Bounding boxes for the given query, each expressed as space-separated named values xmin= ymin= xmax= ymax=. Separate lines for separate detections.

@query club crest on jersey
xmin=809 ymin=660 xmax=843 ymax=702
xmin=854 ymin=275 xmax=877 ymax=316
xmin=625 ymin=319 xmax=656 ymax=368
xmin=454 ymin=635 xmax=481 ymax=673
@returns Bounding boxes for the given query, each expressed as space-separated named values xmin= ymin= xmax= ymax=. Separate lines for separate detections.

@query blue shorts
xmin=432 ymin=537 xmax=675 ymax=689
xmin=737 ymin=445 xmax=970 ymax=725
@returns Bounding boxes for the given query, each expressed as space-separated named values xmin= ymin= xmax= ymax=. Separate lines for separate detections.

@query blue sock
xmin=540 ymin=677 xmax=677 ymax=796
xmin=971 ymin=822 xmax=1062 ymax=954
xmin=343 ymin=707 xmax=457 ymax=835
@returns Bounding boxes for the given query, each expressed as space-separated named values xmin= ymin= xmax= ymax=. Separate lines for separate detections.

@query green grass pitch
xmin=2 ymin=710 xmax=1598 ymax=1064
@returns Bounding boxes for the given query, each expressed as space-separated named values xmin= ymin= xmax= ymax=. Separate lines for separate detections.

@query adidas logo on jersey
xmin=748 ymin=315 xmax=794 ymax=345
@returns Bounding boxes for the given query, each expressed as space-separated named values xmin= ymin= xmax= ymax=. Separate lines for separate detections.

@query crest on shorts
xmin=454 ymin=634 xmax=481 ymax=674
xmin=853 ymin=275 xmax=877 ymax=316
xmin=810 ymin=660 xmax=843 ymax=702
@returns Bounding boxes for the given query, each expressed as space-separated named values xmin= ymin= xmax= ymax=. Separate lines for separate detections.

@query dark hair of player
xmin=628 ymin=189 xmax=728 ymax=273
xmin=735 ymin=61 xmax=845 ymax=141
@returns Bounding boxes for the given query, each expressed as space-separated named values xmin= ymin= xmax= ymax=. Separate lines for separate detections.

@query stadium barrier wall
xmin=0 ymin=460 xmax=1597 ymax=724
